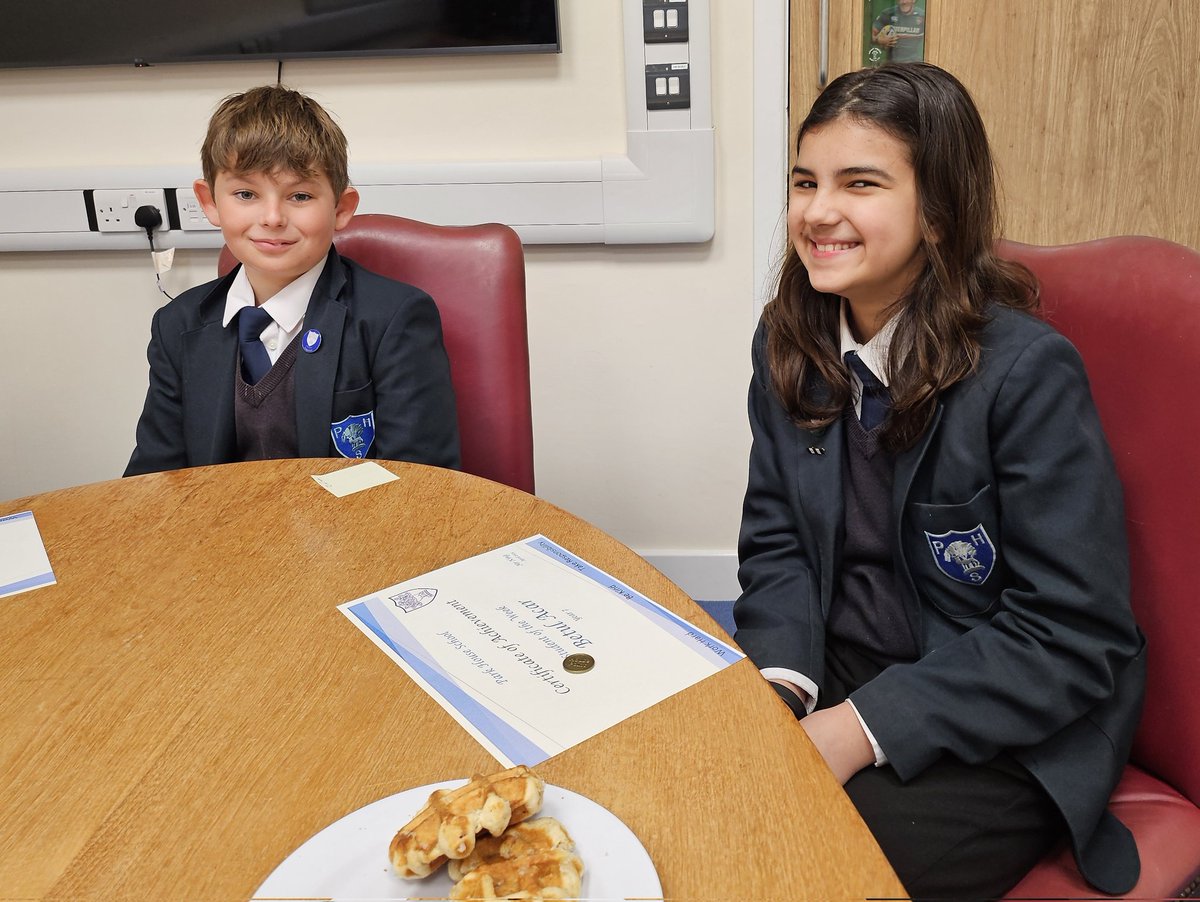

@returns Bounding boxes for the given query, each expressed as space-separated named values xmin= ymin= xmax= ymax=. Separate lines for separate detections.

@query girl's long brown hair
xmin=763 ymin=63 xmax=1038 ymax=451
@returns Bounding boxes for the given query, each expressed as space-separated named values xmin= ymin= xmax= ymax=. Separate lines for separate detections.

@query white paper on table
xmin=311 ymin=461 xmax=399 ymax=497
xmin=339 ymin=534 xmax=744 ymax=767
xmin=0 ymin=511 xmax=56 ymax=599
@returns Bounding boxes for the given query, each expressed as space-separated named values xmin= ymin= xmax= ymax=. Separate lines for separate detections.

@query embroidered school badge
xmin=331 ymin=411 xmax=375 ymax=459
xmin=924 ymin=524 xmax=996 ymax=585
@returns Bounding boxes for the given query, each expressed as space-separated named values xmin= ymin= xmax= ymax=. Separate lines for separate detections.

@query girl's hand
xmin=800 ymin=702 xmax=877 ymax=785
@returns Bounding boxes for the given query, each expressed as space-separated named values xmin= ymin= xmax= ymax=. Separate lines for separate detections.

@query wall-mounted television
xmin=0 ymin=0 xmax=560 ymax=69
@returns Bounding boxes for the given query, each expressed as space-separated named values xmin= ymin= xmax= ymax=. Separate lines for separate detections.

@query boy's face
xmin=195 ymin=169 xmax=359 ymax=302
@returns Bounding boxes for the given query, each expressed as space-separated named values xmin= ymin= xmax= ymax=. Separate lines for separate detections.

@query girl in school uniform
xmin=733 ymin=63 xmax=1145 ymax=899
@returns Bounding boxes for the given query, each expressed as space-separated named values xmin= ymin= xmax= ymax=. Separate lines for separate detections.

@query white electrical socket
xmin=174 ymin=185 xmax=219 ymax=231
xmin=93 ymin=188 xmax=168 ymax=232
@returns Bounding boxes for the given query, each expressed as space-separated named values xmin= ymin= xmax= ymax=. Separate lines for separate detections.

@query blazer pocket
xmin=906 ymin=484 xmax=1003 ymax=619
xmin=332 ymin=381 xmax=376 ymax=417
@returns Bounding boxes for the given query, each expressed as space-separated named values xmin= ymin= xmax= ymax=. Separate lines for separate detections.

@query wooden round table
xmin=0 ymin=459 xmax=904 ymax=900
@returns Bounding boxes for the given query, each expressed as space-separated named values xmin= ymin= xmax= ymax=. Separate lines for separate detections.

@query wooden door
xmin=789 ymin=1 xmax=1200 ymax=249
xmin=789 ymin=0 xmax=862 ymax=152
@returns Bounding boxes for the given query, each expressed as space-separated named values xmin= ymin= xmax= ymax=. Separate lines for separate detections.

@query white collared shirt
xmin=220 ymin=257 xmax=328 ymax=364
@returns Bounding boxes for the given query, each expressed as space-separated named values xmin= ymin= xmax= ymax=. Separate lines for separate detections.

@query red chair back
xmin=219 ymin=214 xmax=534 ymax=493
xmin=998 ymin=237 xmax=1200 ymax=804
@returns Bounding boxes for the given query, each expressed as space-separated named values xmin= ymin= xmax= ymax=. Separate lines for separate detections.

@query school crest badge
xmin=331 ymin=411 xmax=375 ymax=459
xmin=924 ymin=524 xmax=995 ymax=585
xmin=390 ymin=587 xmax=437 ymax=613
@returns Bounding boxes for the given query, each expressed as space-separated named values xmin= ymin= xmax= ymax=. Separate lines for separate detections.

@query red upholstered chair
xmin=219 ymin=214 xmax=534 ymax=493
xmin=998 ymin=237 xmax=1200 ymax=899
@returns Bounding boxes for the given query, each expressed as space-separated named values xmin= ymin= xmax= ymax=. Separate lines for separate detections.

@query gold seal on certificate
xmin=563 ymin=653 xmax=595 ymax=674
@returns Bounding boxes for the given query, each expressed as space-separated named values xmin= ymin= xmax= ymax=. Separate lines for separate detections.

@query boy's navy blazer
xmin=735 ymin=306 xmax=1146 ymax=894
xmin=126 ymin=248 xmax=460 ymax=476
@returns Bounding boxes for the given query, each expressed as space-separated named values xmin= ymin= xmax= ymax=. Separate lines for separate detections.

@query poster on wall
xmin=863 ymin=0 xmax=927 ymax=67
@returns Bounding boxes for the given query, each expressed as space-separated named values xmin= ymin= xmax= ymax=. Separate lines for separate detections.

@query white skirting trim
xmin=640 ymin=552 xmax=740 ymax=601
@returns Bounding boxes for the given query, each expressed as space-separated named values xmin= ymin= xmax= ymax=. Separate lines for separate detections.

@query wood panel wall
xmin=789 ymin=1 xmax=1200 ymax=249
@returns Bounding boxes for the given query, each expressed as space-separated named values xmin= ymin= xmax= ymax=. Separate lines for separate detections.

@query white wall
xmin=0 ymin=3 xmax=763 ymax=597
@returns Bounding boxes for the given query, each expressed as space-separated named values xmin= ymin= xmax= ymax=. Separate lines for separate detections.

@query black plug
xmin=134 ymin=204 xmax=163 ymax=241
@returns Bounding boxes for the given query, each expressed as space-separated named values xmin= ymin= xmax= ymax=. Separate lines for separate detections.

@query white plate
xmin=253 ymin=779 xmax=662 ymax=901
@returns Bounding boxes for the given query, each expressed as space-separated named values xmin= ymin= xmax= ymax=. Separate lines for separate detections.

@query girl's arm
xmin=801 ymin=702 xmax=877 ymax=784
xmin=734 ymin=322 xmax=827 ymax=687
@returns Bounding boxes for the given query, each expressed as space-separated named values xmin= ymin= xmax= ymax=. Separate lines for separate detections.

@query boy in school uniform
xmin=125 ymin=85 xmax=460 ymax=476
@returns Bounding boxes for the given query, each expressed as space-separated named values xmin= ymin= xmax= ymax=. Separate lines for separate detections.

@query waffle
xmin=448 ymin=846 xmax=584 ymax=901
xmin=389 ymin=766 xmax=545 ymax=878
xmin=448 ymin=817 xmax=576 ymax=882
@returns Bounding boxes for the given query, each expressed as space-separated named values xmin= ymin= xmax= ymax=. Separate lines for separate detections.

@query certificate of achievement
xmin=339 ymin=535 xmax=743 ymax=766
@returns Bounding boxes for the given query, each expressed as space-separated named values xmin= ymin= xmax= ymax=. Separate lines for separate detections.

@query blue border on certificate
xmin=1 ymin=571 xmax=56 ymax=596
xmin=346 ymin=598 xmax=553 ymax=766
xmin=524 ymin=536 xmax=744 ymax=669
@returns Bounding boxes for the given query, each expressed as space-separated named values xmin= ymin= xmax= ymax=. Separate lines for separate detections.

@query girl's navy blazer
xmin=735 ymin=305 xmax=1146 ymax=895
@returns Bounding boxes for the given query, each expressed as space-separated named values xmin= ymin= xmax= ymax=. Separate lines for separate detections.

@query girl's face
xmin=788 ymin=116 xmax=926 ymax=329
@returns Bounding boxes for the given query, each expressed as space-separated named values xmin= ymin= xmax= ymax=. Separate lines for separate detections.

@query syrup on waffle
xmin=448 ymin=816 xmax=576 ymax=882
xmin=448 ymin=846 xmax=584 ymax=901
xmin=388 ymin=765 xmax=545 ymax=878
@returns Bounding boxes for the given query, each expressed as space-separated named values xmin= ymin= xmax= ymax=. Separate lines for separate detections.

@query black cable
xmin=277 ymin=59 xmax=283 ymax=84
xmin=135 ymin=205 xmax=175 ymax=300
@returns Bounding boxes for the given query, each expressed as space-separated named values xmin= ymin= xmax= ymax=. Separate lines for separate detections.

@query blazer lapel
xmin=892 ymin=403 xmax=944 ymax=643
xmin=182 ymin=278 xmax=238 ymax=465
xmin=294 ymin=251 xmax=347 ymax=458
xmin=794 ymin=416 xmax=846 ymax=617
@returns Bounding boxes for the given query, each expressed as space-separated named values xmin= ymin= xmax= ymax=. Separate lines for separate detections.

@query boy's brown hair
xmin=200 ymin=85 xmax=350 ymax=195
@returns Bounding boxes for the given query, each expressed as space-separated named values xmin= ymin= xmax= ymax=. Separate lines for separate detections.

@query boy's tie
xmin=238 ymin=306 xmax=274 ymax=385
xmin=844 ymin=350 xmax=889 ymax=430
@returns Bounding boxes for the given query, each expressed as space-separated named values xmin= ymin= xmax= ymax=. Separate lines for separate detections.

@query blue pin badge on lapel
xmin=301 ymin=329 xmax=322 ymax=353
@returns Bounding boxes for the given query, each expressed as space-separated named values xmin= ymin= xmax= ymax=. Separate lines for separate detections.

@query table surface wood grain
xmin=0 ymin=459 xmax=905 ymax=900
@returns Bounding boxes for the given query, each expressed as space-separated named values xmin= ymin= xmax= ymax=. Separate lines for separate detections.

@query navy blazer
xmin=734 ymin=305 xmax=1146 ymax=894
xmin=125 ymin=248 xmax=460 ymax=476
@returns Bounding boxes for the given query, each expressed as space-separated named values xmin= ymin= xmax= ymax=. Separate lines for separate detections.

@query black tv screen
xmin=1 ymin=0 xmax=560 ymax=69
